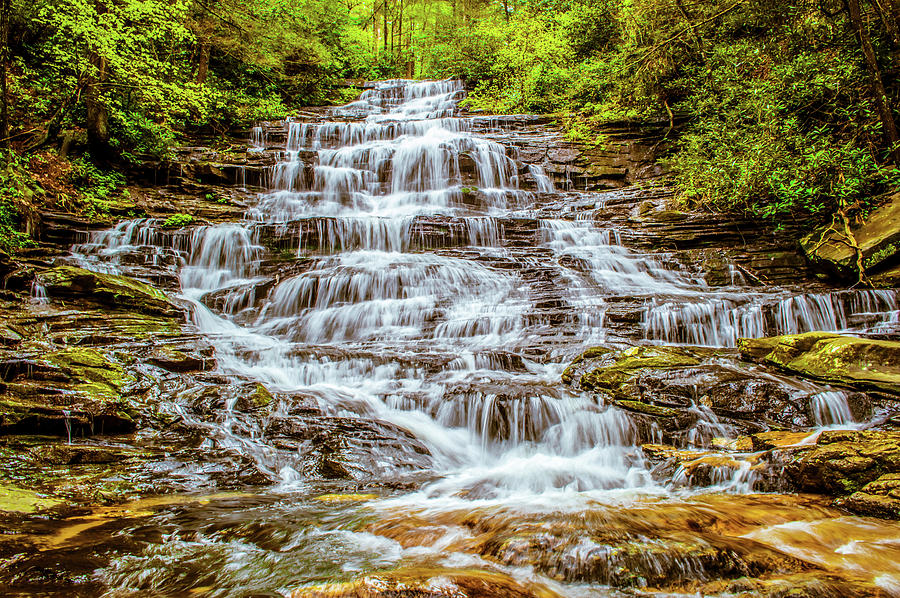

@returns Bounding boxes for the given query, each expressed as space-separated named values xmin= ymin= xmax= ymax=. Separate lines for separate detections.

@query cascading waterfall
xmin=72 ymin=80 xmax=900 ymax=490
xmin=63 ymin=79 xmax=900 ymax=596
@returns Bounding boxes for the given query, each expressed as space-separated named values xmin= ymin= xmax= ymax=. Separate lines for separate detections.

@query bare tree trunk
xmin=0 ymin=0 xmax=9 ymax=149
xmin=848 ymin=0 xmax=900 ymax=162
xmin=372 ymin=0 xmax=378 ymax=59
xmin=85 ymin=50 xmax=111 ymax=161
xmin=195 ymin=39 xmax=210 ymax=85
xmin=502 ymin=0 xmax=509 ymax=21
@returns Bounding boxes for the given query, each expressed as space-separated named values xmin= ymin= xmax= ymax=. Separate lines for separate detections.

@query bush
xmin=162 ymin=213 xmax=196 ymax=228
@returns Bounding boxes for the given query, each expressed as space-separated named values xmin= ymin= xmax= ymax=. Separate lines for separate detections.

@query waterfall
xmin=70 ymin=79 xmax=896 ymax=496
xmin=72 ymin=78 xmax=900 ymax=597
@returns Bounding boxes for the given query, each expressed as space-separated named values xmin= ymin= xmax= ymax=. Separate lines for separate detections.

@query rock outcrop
xmin=739 ymin=332 xmax=900 ymax=395
xmin=801 ymin=191 xmax=900 ymax=283
xmin=38 ymin=265 xmax=180 ymax=317
xmin=563 ymin=345 xmax=829 ymax=443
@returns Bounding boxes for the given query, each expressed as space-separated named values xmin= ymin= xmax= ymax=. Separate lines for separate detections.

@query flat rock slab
xmin=739 ymin=332 xmax=900 ymax=394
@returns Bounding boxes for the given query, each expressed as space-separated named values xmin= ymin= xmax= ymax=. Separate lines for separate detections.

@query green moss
xmin=740 ymin=332 xmax=900 ymax=394
xmin=39 ymin=265 xmax=178 ymax=317
xmin=0 ymin=483 xmax=63 ymax=513
xmin=578 ymin=346 xmax=701 ymax=393
xmin=44 ymin=347 xmax=135 ymax=400
xmin=246 ymin=383 xmax=274 ymax=409
xmin=162 ymin=213 xmax=196 ymax=228
xmin=614 ymin=399 xmax=680 ymax=418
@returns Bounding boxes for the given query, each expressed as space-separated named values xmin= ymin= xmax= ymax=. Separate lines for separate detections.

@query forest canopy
xmin=2 ymin=0 xmax=900 ymax=245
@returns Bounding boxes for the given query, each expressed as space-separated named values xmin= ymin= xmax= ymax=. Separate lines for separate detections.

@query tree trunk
xmin=195 ymin=39 xmax=210 ymax=85
xmin=848 ymin=0 xmax=900 ymax=162
xmin=502 ymin=0 xmax=509 ymax=21
xmin=84 ymin=50 xmax=111 ymax=161
xmin=0 ymin=0 xmax=9 ymax=149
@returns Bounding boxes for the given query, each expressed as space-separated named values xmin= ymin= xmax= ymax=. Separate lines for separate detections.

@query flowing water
xmin=60 ymin=80 xmax=900 ymax=596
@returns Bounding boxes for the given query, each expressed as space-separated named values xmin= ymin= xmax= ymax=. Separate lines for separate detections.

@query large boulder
xmin=841 ymin=473 xmax=900 ymax=519
xmin=800 ymin=191 xmax=900 ymax=281
xmin=739 ymin=332 xmax=900 ymax=394
xmin=785 ymin=430 xmax=900 ymax=496
xmin=38 ymin=265 xmax=179 ymax=317
xmin=0 ymin=347 xmax=138 ymax=436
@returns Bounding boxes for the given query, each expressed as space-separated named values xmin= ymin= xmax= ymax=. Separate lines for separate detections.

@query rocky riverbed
xmin=2 ymin=80 xmax=900 ymax=597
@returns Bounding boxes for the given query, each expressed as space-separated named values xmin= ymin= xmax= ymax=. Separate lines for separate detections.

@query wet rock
xmin=749 ymin=430 xmax=814 ymax=451
xmin=0 ymin=395 xmax=135 ymax=436
xmin=234 ymin=383 xmax=274 ymax=411
xmin=44 ymin=347 xmax=136 ymax=398
xmin=0 ymin=483 xmax=63 ymax=513
xmin=146 ymin=346 xmax=213 ymax=372
xmin=0 ymin=247 xmax=12 ymax=278
xmin=739 ymin=332 xmax=900 ymax=394
xmin=0 ymin=323 xmax=22 ymax=346
xmin=0 ymin=348 xmax=139 ymax=436
xmin=699 ymin=573 xmax=884 ymax=598
xmin=367 ymin=495 xmax=834 ymax=592
xmin=642 ymin=444 xmax=762 ymax=489
xmin=800 ymin=190 xmax=900 ymax=281
xmin=840 ymin=473 xmax=900 ymax=519
xmin=266 ymin=415 xmax=432 ymax=482
xmin=291 ymin=568 xmax=559 ymax=598
xmin=39 ymin=265 xmax=180 ymax=317
xmin=564 ymin=345 xmax=810 ymax=442
xmin=786 ymin=430 xmax=900 ymax=498
xmin=28 ymin=444 xmax=147 ymax=465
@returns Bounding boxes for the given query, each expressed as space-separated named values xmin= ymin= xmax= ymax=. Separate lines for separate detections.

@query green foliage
xmin=7 ymin=0 xmax=900 ymax=228
xmin=67 ymin=156 xmax=126 ymax=217
xmin=162 ymin=213 xmax=196 ymax=228
xmin=0 ymin=152 xmax=38 ymax=250
xmin=10 ymin=0 xmax=396 ymax=160
xmin=415 ymin=0 xmax=900 ymax=225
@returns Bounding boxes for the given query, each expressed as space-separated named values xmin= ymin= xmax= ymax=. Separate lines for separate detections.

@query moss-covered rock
xmin=235 ymin=383 xmax=274 ymax=411
xmin=563 ymin=344 xmax=816 ymax=441
xmin=567 ymin=345 xmax=701 ymax=393
xmin=786 ymin=430 xmax=900 ymax=497
xmin=0 ymin=348 xmax=138 ymax=436
xmin=44 ymin=347 xmax=136 ymax=399
xmin=0 ymin=483 xmax=63 ymax=513
xmin=147 ymin=346 xmax=212 ymax=372
xmin=800 ymin=190 xmax=900 ymax=281
xmin=839 ymin=473 xmax=900 ymax=519
xmin=739 ymin=332 xmax=900 ymax=394
xmin=39 ymin=265 xmax=179 ymax=317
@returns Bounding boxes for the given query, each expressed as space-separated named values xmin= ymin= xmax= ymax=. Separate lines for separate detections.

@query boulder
xmin=563 ymin=345 xmax=812 ymax=443
xmin=785 ymin=430 xmax=900 ymax=496
xmin=800 ymin=191 xmax=900 ymax=281
xmin=840 ymin=473 xmax=900 ymax=519
xmin=39 ymin=265 xmax=180 ymax=317
xmin=0 ymin=348 xmax=138 ymax=436
xmin=739 ymin=332 xmax=900 ymax=394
